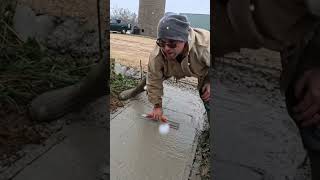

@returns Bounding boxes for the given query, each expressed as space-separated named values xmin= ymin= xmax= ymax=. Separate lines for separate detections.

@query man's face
xmin=156 ymin=39 xmax=186 ymax=60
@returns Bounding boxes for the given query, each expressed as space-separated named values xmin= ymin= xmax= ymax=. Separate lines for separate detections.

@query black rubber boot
xmin=29 ymin=59 xmax=108 ymax=122
xmin=118 ymin=77 xmax=146 ymax=100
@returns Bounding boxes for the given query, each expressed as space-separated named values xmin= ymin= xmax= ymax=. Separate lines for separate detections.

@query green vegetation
xmin=110 ymin=62 xmax=138 ymax=97
xmin=0 ymin=1 xmax=94 ymax=112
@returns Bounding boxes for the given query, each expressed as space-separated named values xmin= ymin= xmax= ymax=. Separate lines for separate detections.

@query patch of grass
xmin=110 ymin=62 xmax=138 ymax=111
xmin=110 ymin=73 xmax=138 ymax=96
xmin=0 ymin=1 xmax=95 ymax=113
xmin=110 ymin=59 xmax=138 ymax=96
xmin=0 ymin=37 xmax=94 ymax=113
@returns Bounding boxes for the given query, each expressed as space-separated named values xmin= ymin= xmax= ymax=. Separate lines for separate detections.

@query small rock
xmin=113 ymin=64 xmax=127 ymax=75
xmin=45 ymin=18 xmax=100 ymax=57
xmin=124 ymin=68 xmax=137 ymax=77
xmin=46 ymin=18 xmax=83 ymax=51
xmin=13 ymin=5 xmax=56 ymax=43
xmin=201 ymin=165 xmax=209 ymax=176
xmin=34 ymin=15 xmax=56 ymax=42
xmin=13 ymin=4 xmax=36 ymax=41
xmin=133 ymin=71 xmax=145 ymax=79
xmin=265 ymin=84 xmax=274 ymax=91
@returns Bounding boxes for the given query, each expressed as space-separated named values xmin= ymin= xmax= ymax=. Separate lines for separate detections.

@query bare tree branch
xmin=110 ymin=7 xmax=138 ymax=26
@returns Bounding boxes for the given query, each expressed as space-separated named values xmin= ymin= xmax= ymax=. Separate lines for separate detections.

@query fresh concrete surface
xmin=110 ymin=83 xmax=206 ymax=180
xmin=212 ymin=80 xmax=310 ymax=180
xmin=11 ymin=96 xmax=108 ymax=180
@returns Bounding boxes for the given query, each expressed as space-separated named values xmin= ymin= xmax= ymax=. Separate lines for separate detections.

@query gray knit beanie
xmin=157 ymin=12 xmax=190 ymax=42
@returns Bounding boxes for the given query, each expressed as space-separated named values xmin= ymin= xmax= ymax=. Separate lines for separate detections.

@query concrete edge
xmin=0 ymin=132 xmax=66 ymax=180
xmin=110 ymin=84 xmax=206 ymax=179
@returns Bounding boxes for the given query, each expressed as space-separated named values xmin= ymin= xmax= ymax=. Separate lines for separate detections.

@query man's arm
xmin=146 ymin=52 xmax=169 ymax=122
xmin=201 ymin=45 xmax=210 ymax=85
xmin=146 ymin=54 xmax=165 ymax=107
xmin=197 ymin=45 xmax=211 ymax=102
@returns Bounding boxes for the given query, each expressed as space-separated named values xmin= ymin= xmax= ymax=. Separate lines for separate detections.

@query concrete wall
xmin=138 ymin=0 xmax=166 ymax=38
xmin=18 ymin=0 xmax=107 ymax=31
xmin=15 ymin=0 xmax=108 ymax=58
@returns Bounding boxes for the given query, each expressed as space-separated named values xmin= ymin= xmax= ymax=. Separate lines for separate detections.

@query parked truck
xmin=110 ymin=19 xmax=132 ymax=34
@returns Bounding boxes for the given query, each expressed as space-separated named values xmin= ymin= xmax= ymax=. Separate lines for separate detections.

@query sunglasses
xmin=156 ymin=39 xmax=182 ymax=48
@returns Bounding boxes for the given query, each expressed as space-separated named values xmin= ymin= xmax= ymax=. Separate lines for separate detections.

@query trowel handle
xmin=145 ymin=113 xmax=168 ymax=123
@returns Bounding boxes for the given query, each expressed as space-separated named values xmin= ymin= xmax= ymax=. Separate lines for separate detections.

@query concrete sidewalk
xmin=1 ymin=83 xmax=206 ymax=180
xmin=2 ymin=96 xmax=108 ymax=180
xmin=110 ymin=83 xmax=206 ymax=180
xmin=212 ymin=80 xmax=310 ymax=179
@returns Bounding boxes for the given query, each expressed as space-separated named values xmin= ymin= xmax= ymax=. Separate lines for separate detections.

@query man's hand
xmin=293 ymin=69 xmax=320 ymax=127
xmin=147 ymin=107 xmax=168 ymax=123
xmin=201 ymin=83 xmax=210 ymax=102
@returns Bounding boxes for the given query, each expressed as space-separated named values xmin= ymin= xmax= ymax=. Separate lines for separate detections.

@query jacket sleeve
xmin=197 ymin=45 xmax=211 ymax=90
xmin=202 ymin=45 xmax=210 ymax=85
xmin=147 ymin=54 xmax=165 ymax=106
xmin=202 ymin=44 xmax=211 ymax=67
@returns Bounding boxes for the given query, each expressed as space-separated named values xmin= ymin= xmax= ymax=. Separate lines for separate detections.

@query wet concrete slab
xmin=12 ymin=125 xmax=107 ymax=180
xmin=212 ymin=80 xmax=310 ymax=179
xmin=9 ymin=96 xmax=108 ymax=180
xmin=110 ymin=83 xmax=206 ymax=180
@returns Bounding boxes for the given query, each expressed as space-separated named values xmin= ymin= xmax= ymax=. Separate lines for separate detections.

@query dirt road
xmin=110 ymin=33 xmax=156 ymax=70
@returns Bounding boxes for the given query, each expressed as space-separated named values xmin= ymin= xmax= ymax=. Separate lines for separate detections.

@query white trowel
xmin=141 ymin=114 xmax=179 ymax=131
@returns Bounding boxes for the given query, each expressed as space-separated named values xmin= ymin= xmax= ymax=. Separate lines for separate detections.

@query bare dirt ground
xmin=110 ymin=33 xmax=156 ymax=70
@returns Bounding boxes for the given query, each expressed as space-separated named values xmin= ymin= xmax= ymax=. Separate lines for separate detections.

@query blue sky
xmin=110 ymin=0 xmax=210 ymax=15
